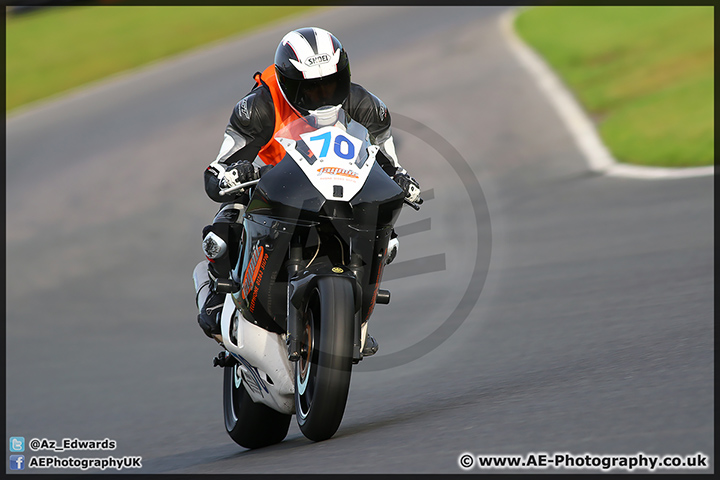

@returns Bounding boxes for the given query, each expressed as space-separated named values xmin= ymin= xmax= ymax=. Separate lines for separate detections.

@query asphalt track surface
xmin=5 ymin=6 xmax=713 ymax=475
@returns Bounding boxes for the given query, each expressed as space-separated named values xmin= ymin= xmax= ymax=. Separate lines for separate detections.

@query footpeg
xmin=213 ymin=351 xmax=237 ymax=368
xmin=376 ymin=289 xmax=391 ymax=305
xmin=214 ymin=278 xmax=240 ymax=294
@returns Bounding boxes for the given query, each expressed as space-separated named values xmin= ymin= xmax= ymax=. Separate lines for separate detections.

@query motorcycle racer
xmin=196 ymin=27 xmax=421 ymax=354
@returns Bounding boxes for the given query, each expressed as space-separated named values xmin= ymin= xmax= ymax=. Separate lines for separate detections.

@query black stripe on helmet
xmin=294 ymin=27 xmax=318 ymax=54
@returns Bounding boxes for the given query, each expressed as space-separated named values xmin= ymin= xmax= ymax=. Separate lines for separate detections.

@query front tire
xmin=295 ymin=276 xmax=355 ymax=442
xmin=223 ymin=362 xmax=291 ymax=449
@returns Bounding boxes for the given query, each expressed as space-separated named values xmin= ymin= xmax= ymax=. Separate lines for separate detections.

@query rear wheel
xmin=223 ymin=362 xmax=291 ymax=449
xmin=295 ymin=276 xmax=355 ymax=441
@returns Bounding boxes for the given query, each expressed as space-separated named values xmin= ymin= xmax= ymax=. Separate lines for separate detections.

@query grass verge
xmin=515 ymin=6 xmax=713 ymax=168
xmin=6 ymin=6 xmax=316 ymax=112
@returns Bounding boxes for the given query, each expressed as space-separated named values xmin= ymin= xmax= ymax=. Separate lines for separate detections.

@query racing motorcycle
xmin=193 ymin=106 xmax=422 ymax=448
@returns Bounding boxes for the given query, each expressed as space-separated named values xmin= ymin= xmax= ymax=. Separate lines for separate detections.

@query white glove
xmin=219 ymin=161 xmax=257 ymax=189
xmin=219 ymin=168 xmax=240 ymax=189
xmin=393 ymin=172 xmax=421 ymax=203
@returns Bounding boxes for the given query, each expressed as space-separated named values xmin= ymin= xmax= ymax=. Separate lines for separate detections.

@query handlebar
xmin=221 ymin=179 xmax=423 ymax=211
xmin=404 ymin=198 xmax=423 ymax=211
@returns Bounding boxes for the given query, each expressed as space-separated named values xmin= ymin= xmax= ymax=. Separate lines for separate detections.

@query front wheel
xmin=295 ymin=276 xmax=355 ymax=442
xmin=223 ymin=362 xmax=291 ymax=449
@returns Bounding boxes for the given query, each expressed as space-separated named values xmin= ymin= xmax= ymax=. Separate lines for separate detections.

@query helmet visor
xmin=291 ymin=68 xmax=350 ymax=112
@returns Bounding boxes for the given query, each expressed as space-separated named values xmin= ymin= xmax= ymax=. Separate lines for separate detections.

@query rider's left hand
xmin=393 ymin=172 xmax=422 ymax=203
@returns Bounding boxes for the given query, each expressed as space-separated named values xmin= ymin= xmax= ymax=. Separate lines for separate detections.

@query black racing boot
xmin=197 ymin=290 xmax=225 ymax=338
xmin=196 ymin=221 xmax=237 ymax=339
xmin=193 ymin=259 xmax=227 ymax=340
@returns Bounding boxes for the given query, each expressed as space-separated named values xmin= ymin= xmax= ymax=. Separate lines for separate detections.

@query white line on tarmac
xmin=498 ymin=8 xmax=714 ymax=180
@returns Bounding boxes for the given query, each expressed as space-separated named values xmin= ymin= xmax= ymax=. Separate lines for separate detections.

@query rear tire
xmin=223 ymin=362 xmax=291 ymax=449
xmin=295 ymin=276 xmax=355 ymax=442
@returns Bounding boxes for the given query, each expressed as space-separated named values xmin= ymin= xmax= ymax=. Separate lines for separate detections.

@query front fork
xmin=286 ymin=244 xmax=303 ymax=362
xmin=285 ymin=245 xmax=365 ymax=364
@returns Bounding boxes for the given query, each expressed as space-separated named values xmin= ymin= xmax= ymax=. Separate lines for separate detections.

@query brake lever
xmin=219 ymin=179 xmax=261 ymax=196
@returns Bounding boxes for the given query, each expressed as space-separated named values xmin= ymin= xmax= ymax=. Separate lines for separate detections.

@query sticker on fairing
xmin=279 ymin=125 xmax=374 ymax=201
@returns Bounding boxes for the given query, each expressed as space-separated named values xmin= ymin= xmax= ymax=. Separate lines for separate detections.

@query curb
xmin=498 ymin=8 xmax=714 ymax=180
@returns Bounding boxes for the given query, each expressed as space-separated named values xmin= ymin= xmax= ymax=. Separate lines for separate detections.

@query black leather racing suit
xmin=202 ymin=79 xmax=408 ymax=283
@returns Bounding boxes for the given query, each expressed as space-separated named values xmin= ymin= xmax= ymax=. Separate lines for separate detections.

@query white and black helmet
xmin=274 ymin=27 xmax=351 ymax=115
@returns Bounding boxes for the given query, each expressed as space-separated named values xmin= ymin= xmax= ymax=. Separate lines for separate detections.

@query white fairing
xmin=276 ymin=125 xmax=378 ymax=202
xmin=220 ymin=295 xmax=295 ymax=414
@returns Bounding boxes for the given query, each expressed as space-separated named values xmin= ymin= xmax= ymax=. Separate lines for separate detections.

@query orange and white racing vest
xmin=253 ymin=65 xmax=303 ymax=166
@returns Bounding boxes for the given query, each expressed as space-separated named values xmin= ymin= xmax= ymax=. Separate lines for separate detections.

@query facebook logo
xmin=9 ymin=455 xmax=25 ymax=470
xmin=9 ymin=437 xmax=25 ymax=452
